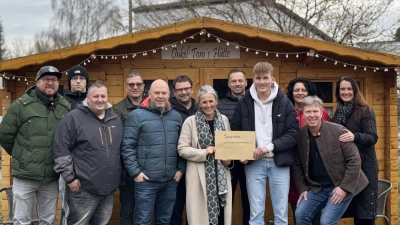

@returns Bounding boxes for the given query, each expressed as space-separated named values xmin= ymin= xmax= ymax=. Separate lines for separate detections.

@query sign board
xmin=215 ymin=131 xmax=255 ymax=160
xmin=162 ymin=43 xmax=240 ymax=59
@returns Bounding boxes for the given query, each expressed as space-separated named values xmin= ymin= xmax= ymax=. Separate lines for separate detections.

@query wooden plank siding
xmin=2 ymin=48 xmax=398 ymax=225
xmin=0 ymin=17 xmax=398 ymax=224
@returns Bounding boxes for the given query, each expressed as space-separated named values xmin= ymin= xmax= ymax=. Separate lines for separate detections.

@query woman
xmin=333 ymin=76 xmax=378 ymax=225
xmin=178 ymin=85 xmax=233 ymax=225
xmin=286 ymin=77 xmax=330 ymax=225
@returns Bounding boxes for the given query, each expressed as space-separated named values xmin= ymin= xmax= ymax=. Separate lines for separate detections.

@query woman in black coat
xmin=332 ymin=76 xmax=378 ymax=225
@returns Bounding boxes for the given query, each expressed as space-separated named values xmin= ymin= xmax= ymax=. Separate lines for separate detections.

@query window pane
xmin=313 ymin=82 xmax=333 ymax=103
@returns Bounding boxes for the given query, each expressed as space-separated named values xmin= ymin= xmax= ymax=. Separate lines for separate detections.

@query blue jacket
xmin=121 ymin=98 xmax=185 ymax=182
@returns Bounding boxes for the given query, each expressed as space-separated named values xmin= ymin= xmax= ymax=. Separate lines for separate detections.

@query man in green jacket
xmin=0 ymin=66 xmax=70 ymax=225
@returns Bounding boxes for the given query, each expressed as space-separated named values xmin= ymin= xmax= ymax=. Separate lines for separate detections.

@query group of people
xmin=0 ymin=60 xmax=378 ymax=225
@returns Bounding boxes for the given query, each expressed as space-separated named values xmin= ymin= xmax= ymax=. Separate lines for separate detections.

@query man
xmin=217 ymin=68 xmax=250 ymax=225
xmin=0 ymin=66 xmax=70 ymax=225
xmin=112 ymin=72 xmax=145 ymax=225
xmin=53 ymin=83 xmax=123 ymax=225
xmin=64 ymin=65 xmax=89 ymax=109
xmin=231 ymin=62 xmax=299 ymax=225
xmin=122 ymin=79 xmax=185 ymax=225
xmin=292 ymin=96 xmax=368 ymax=225
xmin=169 ymin=75 xmax=198 ymax=225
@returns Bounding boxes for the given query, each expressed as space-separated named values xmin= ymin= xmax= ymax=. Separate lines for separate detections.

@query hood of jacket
xmin=140 ymin=97 xmax=172 ymax=114
xmin=249 ymin=81 xmax=279 ymax=104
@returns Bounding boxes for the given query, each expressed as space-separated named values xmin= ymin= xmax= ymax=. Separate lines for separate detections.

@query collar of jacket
xmin=123 ymin=96 xmax=141 ymax=110
xmin=224 ymin=90 xmax=243 ymax=102
xmin=169 ymin=97 xmax=198 ymax=112
xmin=76 ymin=101 xmax=116 ymax=122
xmin=23 ymin=86 xmax=59 ymax=107
xmin=63 ymin=88 xmax=87 ymax=98
xmin=140 ymin=96 xmax=172 ymax=114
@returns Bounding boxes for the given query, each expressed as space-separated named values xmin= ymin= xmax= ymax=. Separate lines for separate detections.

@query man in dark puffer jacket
xmin=121 ymin=79 xmax=185 ymax=225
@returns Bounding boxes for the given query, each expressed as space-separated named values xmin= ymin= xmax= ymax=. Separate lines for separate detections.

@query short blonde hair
xmin=253 ymin=62 xmax=274 ymax=77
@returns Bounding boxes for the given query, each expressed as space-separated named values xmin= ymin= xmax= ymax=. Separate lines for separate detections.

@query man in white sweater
xmin=231 ymin=62 xmax=299 ymax=225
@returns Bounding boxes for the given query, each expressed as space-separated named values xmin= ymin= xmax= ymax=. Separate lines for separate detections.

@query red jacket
xmin=288 ymin=107 xmax=331 ymax=203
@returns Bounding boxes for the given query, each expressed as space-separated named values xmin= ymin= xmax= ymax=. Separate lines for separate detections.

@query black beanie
xmin=67 ymin=65 xmax=89 ymax=88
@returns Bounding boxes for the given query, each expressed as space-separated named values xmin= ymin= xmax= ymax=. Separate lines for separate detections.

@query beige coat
xmin=178 ymin=115 xmax=232 ymax=225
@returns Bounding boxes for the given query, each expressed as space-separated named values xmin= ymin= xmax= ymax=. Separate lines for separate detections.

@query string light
xmin=1 ymin=29 xmax=397 ymax=86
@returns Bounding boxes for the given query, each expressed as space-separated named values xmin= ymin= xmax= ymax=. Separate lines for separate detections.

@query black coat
xmin=231 ymin=88 xmax=299 ymax=167
xmin=333 ymin=108 xmax=378 ymax=219
xmin=63 ymin=88 xmax=87 ymax=110
xmin=217 ymin=91 xmax=239 ymax=123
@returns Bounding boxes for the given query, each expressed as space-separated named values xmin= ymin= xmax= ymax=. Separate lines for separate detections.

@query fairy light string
xmin=1 ymin=29 xmax=399 ymax=85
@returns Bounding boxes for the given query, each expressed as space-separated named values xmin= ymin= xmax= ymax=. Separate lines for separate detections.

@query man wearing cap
xmin=0 ymin=66 xmax=70 ymax=225
xmin=64 ymin=65 xmax=90 ymax=109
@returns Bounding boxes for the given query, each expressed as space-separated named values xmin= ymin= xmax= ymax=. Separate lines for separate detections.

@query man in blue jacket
xmin=121 ymin=79 xmax=185 ymax=225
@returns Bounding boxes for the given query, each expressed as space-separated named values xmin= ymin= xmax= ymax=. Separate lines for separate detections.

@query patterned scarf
xmin=334 ymin=101 xmax=354 ymax=126
xmin=195 ymin=110 xmax=228 ymax=225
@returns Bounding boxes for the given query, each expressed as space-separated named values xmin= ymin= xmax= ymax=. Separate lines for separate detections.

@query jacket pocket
xmin=330 ymin=148 xmax=345 ymax=164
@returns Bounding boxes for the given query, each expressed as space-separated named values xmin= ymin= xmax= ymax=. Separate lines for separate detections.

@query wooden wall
xmin=1 ymin=38 xmax=398 ymax=225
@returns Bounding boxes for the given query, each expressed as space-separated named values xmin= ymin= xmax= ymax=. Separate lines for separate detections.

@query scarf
xmin=334 ymin=101 xmax=354 ymax=126
xmin=195 ymin=110 xmax=228 ymax=225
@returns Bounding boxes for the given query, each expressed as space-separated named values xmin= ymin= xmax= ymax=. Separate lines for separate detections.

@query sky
xmin=1 ymin=0 xmax=399 ymax=51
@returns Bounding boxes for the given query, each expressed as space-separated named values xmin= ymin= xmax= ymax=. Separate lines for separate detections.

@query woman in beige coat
xmin=178 ymin=85 xmax=233 ymax=225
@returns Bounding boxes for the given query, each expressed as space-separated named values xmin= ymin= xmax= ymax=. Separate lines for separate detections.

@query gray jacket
xmin=53 ymin=101 xmax=123 ymax=195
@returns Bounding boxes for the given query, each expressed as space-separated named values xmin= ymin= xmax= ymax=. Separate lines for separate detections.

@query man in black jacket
xmin=217 ymin=68 xmax=250 ymax=225
xmin=54 ymin=83 xmax=123 ymax=224
xmin=64 ymin=65 xmax=89 ymax=109
xmin=113 ymin=72 xmax=145 ymax=225
xmin=231 ymin=62 xmax=299 ymax=225
xmin=169 ymin=75 xmax=198 ymax=225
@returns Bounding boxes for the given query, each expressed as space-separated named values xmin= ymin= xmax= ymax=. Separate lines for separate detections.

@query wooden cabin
xmin=0 ymin=17 xmax=398 ymax=225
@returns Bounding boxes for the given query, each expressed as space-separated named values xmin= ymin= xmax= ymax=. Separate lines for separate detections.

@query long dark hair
xmin=286 ymin=77 xmax=318 ymax=105
xmin=335 ymin=76 xmax=371 ymax=120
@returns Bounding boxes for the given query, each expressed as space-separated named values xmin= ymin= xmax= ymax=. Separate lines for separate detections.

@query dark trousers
xmin=231 ymin=161 xmax=250 ymax=225
xmin=170 ymin=175 xmax=187 ymax=225
xmin=119 ymin=176 xmax=135 ymax=225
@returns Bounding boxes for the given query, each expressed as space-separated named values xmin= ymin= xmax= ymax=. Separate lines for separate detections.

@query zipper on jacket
xmin=102 ymin=124 xmax=111 ymax=190
xmin=161 ymin=114 xmax=167 ymax=181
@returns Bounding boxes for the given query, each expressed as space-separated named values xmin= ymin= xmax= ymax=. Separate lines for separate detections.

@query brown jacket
xmin=292 ymin=120 xmax=368 ymax=201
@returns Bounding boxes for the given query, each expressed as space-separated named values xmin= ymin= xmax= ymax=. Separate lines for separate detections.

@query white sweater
xmin=249 ymin=82 xmax=278 ymax=160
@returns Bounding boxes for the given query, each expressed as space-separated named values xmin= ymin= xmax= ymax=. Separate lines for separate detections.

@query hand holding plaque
xmin=215 ymin=131 xmax=256 ymax=160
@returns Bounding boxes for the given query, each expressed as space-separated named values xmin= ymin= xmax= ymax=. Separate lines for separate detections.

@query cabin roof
xmin=1 ymin=17 xmax=399 ymax=71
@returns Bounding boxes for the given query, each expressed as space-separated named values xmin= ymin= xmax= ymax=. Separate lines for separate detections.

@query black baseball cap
xmin=35 ymin=66 xmax=63 ymax=81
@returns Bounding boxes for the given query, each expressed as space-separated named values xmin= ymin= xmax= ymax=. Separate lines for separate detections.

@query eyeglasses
xmin=71 ymin=76 xmax=86 ymax=81
xmin=41 ymin=78 xmax=59 ymax=83
xmin=126 ymin=83 xmax=144 ymax=88
xmin=174 ymin=87 xmax=192 ymax=93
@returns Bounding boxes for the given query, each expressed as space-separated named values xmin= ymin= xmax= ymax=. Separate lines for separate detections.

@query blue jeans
xmin=67 ymin=188 xmax=114 ymax=225
xmin=295 ymin=186 xmax=352 ymax=225
xmin=245 ymin=160 xmax=290 ymax=225
xmin=134 ymin=180 xmax=178 ymax=225
xmin=119 ymin=176 xmax=135 ymax=225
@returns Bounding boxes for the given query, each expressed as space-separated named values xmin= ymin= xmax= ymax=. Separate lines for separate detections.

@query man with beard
xmin=64 ymin=65 xmax=89 ymax=109
xmin=113 ymin=72 xmax=145 ymax=225
xmin=0 ymin=66 xmax=70 ymax=225
xmin=217 ymin=68 xmax=250 ymax=225
xmin=169 ymin=75 xmax=198 ymax=225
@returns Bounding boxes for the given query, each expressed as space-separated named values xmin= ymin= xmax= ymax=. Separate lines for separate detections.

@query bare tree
xmin=7 ymin=37 xmax=35 ymax=59
xmin=130 ymin=0 xmax=400 ymax=47
xmin=34 ymin=0 xmax=126 ymax=52
xmin=0 ymin=16 xmax=6 ymax=61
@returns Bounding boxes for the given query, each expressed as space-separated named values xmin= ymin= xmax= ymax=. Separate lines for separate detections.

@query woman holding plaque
xmin=178 ymin=85 xmax=233 ymax=225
